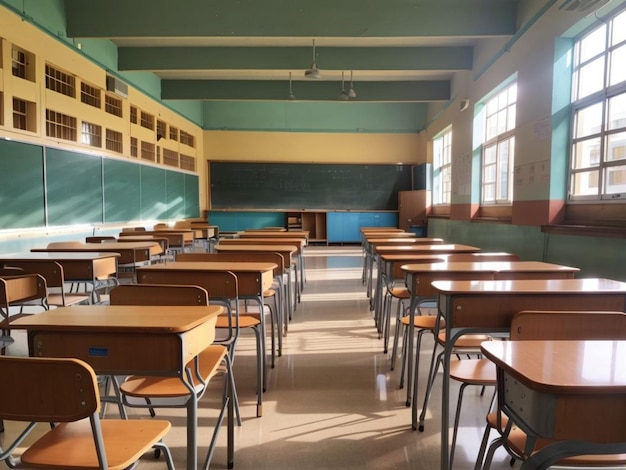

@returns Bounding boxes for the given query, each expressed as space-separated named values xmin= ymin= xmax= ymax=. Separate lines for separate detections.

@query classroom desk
xmin=432 ymin=278 xmax=626 ymax=470
xmin=136 ymin=261 xmax=276 ymax=417
xmin=9 ymin=304 xmax=227 ymax=470
xmin=0 ymin=273 xmax=47 ymax=348
xmin=219 ymin=237 xmax=307 ymax=293
xmin=32 ymin=242 xmax=161 ymax=281
xmin=364 ymin=237 xmax=444 ymax=297
xmin=112 ymin=235 xmax=171 ymax=259
xmin=239 ymin=230 xmax=308 ymax=241
xmin=400 ymin=261 xmax=580 ymax=428
xmin=0 ymin=252 xmax=119 ymax=302
xmin=215 ymin=243 xmax=300 ymax=314
xmin=481 ymin=339 xmax=626 ymax=470
xmin=372 ymin=244 xmax=480 ymax=315
xmin=119 ymin=230 xmax=193 ymax=253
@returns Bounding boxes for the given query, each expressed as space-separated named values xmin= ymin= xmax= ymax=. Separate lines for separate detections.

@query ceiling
xmin=62 ymin=0 xmax=523 ymax=105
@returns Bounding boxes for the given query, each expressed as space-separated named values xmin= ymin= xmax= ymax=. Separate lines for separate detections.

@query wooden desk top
xmin=433 ymin=277 xmax=626 ymax=294
xmin=482 ymin=339 xmax=626 ymax=393
xmin=366 ymin=238 xmax=444 ymax=246
xmin=138 ymin=261 xmax=277 ymax=273
xmin=375 ymin=244 xmax=480 ymax=254
xmin=221 ymin=238 xmax=306 ymax=248
xmin=215 ymin=244 xmax=297 ymax=254
xmin=0 ymin=252 xmax=120 ymax=261
xmin=363 ymin=232 xmax=416 ymax=240
xmin=401 ymin=261 xmax=580 ymax=274
xmin=239 ymin=230 xmax=308 ymax=238
xmin=33 ymin=241 xmax=160 ymax=254
xmin=10 ymin=304 xmax=222 ymax=333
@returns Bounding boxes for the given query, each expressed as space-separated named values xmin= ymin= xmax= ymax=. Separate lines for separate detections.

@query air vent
xmin=559 ymin=0 xmax=610 ymax=12
xmin=105 ymin=75 xmax=128 ymax=99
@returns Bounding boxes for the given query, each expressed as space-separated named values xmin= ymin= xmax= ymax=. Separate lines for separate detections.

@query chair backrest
xmin=7 ymin=260 xmax=65 ymax=289
xmin=0 ymin=355 xmax=99 ymax=422
xmin=0 ymin=266 xmax=26 ymax=276
xmin=177 ymin=251 xmax=285 ymax=277
xmin=110 ymin=284 xmax=209 ymax=306
xmin=510 ymin=310 xmax=626 ymax=340
xmin=46 ymin=241 xmax=84 ymax=249
xmin=0 ymin=273 xmax=48 ymax=307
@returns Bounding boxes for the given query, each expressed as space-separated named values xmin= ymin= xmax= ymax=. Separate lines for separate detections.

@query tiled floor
xmin=3 ymin=246 xmax=525 ymax=469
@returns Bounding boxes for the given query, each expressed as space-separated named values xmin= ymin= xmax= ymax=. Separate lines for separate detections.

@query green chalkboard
xmin=184 ymin=173 xmax=200 ymax=217
xmin=141 ymin=165 xmax=167 ymax=220
xmin=166 ymin=170 xmax=185 ymax=219
xmin=104 ymin=158 xmax=141 ymax=222
xmin=210 ymin=162 xmax=413 ymax=210
xmin=0 ymin=139 xmax=45 ymax=229
xmin=46 ymin=148 xmax=103 ymax=225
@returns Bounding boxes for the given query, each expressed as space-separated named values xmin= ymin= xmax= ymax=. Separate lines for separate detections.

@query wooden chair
xmin=6 ymin=260 xmax=91 ymax=307
xmin=109 ymin=283 xmax=235 ymax=468
xmin=177 ymin=251 xmax=287 ymax=365
xmin=135 ymin=266 xmax=267 ymax=418
xmin=0 ymin=355 xmax=174 ymax=469
xmin=0 ymin=273 xmax=48 ymax=352
xmin=477 ymin=310 xmax=626 ymax=469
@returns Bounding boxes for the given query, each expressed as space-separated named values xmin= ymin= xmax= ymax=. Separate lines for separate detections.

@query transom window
xmin=433 ymin=127 xmax=452 ymax=205
xmin=481 ymin=82 xmax=517 ymax=204
xmin=569 ymin=8 xmax=626 ymax=200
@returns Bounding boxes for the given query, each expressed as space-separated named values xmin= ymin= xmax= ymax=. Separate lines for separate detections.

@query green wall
xmin=428 ymin=218 xmax=626 ymax=282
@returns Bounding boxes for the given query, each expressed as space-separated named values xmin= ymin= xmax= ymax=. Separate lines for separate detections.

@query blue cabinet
xmin=327 ymin=212 xmax=398 ymax=243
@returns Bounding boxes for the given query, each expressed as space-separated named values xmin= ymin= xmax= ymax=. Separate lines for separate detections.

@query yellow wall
xmin=0 ymin=8 xmax=205 ymax=219
xmin=204 ymin=131 xmax=422 ymax=164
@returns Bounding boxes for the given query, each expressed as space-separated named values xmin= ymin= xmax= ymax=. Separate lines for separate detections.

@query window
xmin=180 ymin=130 xmax=195 ymax=148
xmin=157 ymin=120 xmax=167 ymax=140
xmin=169 ymin=125 xmax=179 ymax=141
xmin=433 ymin=127 xmax=452 ymax=205
xmin=80 ymin=82 xmax=101 ymax=108
xmin=45 ymin=64 xmax=76 ymax=98
xmin=12 ymin=98 xmax=36 ymax=132
xmin=11 ymin=46 xmax=27 ymax=79
xmin=140 ymin=111 xmax=154 ymax=130
xmin=105 ymin=129 xmax=123 ymax=154
xmin=140 ymin=141 xmax=155 ymax=161
xmin=81 ymin=121 xmax=102 ymax=148
xmin=569 ymin=8 xmax=626 ymax=200
xmin=180 ymin=154 xmax=196 ymax=171
xmin=105 ymin=95 xmax=123 ymax=117
xmin=46 ymin=109 xmax=77 ymax=141
xmin=163 ymin=148 xmax=179 ymax=167
xmin=130 ymin=106 xmax=138 ymax=124
xmin=480 ymin=82 xmax=517 ymax=204
xmin=130 ymin=137 xmax=138 ymax=157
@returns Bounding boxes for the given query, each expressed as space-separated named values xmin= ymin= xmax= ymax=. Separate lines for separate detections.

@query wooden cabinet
xmin=398 ymin=190 xmax=431 ymax=231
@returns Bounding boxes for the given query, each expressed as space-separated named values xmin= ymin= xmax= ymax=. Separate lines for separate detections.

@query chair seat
xmin=400 ymin=315 xmax=444 ymax=329
xmin=21 ymin=417 xmax=171 ymax=470
xmin=216 ymin=315 xmax=261 ymax=329
xmin=389 ymin=287 xmax=410 ymax=299
xmin=120 ymin=345 xmax=227 ymax=398
xmin=437 ymin=332 xmax=490 ymax=348
xmin=47 ymin=292 xmax=91 ymax=307
xmin=449 ymin=358 xmax=496 ymax=385
xmin=486 ymin=412 xmax=626 ymax=466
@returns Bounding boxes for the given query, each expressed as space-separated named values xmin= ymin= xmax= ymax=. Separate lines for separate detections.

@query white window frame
xmin=480 ymin=82 xmax=517 ymax=205
xmin=433 ymin=127 xmax=452 ymax=205
xmin=569 ymin=8 xmax=626 ymax=201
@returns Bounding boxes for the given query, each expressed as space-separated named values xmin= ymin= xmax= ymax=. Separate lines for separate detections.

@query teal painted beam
xmin=202 ymin=101 xmax=428 ymax=132
xmin=163 ymin=80 xmax=450 ymax=102
xmin=65 ymin=0 xmax=518 ymax=38
xmin=119 ymin=46 xmax=473 ymax=71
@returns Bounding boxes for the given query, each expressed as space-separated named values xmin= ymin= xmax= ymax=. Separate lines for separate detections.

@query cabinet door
xmin=398 ymin=190 xmax=431 ymax=230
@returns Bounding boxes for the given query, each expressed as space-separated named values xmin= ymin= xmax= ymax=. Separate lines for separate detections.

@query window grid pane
xmin=569 ymin=8 xmax=626 ymax=200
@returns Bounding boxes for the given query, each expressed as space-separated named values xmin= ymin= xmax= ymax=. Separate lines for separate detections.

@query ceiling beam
xmin=65 ymin=0 xmax=518 ymax=38
xmin=161 ymin=80 xmax=450 ymax=102
xmin=118 ymin=46 xmax=473 ymax=72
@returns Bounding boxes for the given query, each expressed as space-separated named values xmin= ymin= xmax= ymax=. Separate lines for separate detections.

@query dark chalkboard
xmin=46 ymin=148 xmax=104 ymax=225
xmin=210 ymin=162 xmax=412 ymax=210
xmin=0 ymin=139 xmax=45 ymax=229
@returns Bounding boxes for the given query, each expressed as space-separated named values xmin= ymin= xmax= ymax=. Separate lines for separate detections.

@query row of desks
xmin=360 ymin=228 xmax=626 ymax=469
